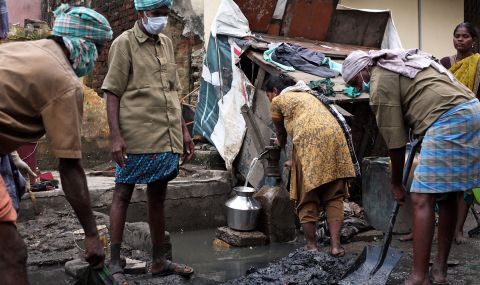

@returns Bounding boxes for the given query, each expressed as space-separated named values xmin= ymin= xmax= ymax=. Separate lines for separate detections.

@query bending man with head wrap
xmin=0 ymin=4 xmax=112 ymax=284
xmin=343 ymin=49 xmax=480 ymax=285
xmin=101 ymin=1 xmax=194 ymax=283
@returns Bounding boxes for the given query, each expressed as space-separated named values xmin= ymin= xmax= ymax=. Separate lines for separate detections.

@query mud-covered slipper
xmin=329 ymin=247 xmax=345 ymax=257
xmin=152 ymin=260 xmax=194 ymax=277
xmin=109 ymin=264 xmax=128 ymax=285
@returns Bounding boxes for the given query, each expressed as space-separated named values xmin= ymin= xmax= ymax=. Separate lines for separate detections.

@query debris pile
xmin=7 ymin=19 xmax=50 ymax=41
xmin=82 ymin=85 xmax=109 ymax=139
xmin=223 ymin=248 xmax=354 ymax=285
xmin=317 ymin=201 xmax=372 ymax=244
xmin=17 ymin=210 xmax=151 ymax=268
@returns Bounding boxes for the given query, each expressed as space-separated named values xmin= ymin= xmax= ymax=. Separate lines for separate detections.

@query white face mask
xmin=142 ymin=12 xmax=168 ymax=35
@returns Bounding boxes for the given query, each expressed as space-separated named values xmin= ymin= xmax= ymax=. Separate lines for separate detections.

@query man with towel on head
xmin=342 ymin=49 xmax=480 ymax=285
xmin=0 ymin=4 xmax=112 ymax=284
xmin=101 ymin=0 xmax=195 ymax=283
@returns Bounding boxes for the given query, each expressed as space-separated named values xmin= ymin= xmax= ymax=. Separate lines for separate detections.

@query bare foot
xmin=329 ymin=246 xmax=345 ymax=257
xmin=399 ymin=232 xmax=413 ymax=242
xmin=431 ymin=263 xmax=448 ymax=284
xmin=405 ymin=274 xmax=430 ymax=285
xmin=305 ymin=243 xmax=318 ymax=252
xmin=454 ymin=232 xmax=468 ymax=244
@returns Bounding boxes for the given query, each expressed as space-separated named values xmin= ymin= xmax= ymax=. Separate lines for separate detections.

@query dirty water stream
xmin=27 ymin=228 xmax=304 ymax=285
xmin=26 ymin=225 xmax=480 ymax=284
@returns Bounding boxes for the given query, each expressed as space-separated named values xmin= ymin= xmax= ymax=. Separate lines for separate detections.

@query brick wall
xmin=42 ymin=0 xmax=203 ymax=96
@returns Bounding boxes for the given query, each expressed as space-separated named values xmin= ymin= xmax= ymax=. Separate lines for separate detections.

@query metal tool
xmin=468 ymin=207 xmax=480 ymax=238
xmin=339 ymin=139 xmax=422 ymax=285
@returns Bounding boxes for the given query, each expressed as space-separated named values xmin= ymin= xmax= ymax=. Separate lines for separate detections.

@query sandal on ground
xmin=109 ymin=264 xmax=128 ymax=285
xmin=151 ymin=260 xmax=194 ymax=277
xmin=329 ymin=247 xmax=345 ymax=257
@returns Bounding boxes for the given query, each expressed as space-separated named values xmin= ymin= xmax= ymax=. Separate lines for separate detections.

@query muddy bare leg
xmin=109 ymin=183 xmax=135 ymax=268
xmin=328 ymin=220 xmax=344 ymax=255
xmin=432 ymin=193 xmax=457 ymax=284
xmin=406 ymin=193 xmax=436 ymax=285
xmin=325 ymin=195 xmax=344 ymax=256
xmin=146 ymin=179 xmax=168 ymax=272
xmin=301 ymin=222 xmax=318 ymax=251
xmin=454 ymin=192 xmax=469 ymax=244
xmin=0 ymin=222 xmax=28 ymax=285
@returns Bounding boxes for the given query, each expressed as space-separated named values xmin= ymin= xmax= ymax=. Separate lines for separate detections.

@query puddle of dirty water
xmin=169 ymin=229 xmax=304 ymax=283
xmin=26 ymin=228 xmax=304 ymax=285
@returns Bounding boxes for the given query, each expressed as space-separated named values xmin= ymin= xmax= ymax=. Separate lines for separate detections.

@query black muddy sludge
xmin=223 ymin=248 xmax=355 ymax=285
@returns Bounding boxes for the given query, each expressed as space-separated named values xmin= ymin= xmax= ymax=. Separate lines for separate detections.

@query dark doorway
xmin=465 ymin=0 xmax=480 ymax=52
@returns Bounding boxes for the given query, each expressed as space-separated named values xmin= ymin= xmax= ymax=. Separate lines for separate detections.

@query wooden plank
xmin=254 ymin=33 xmax=374 ymax=58
xmin=241 ymin=105 xmax=265 ymax=152
xmin=333 ymin=104 xmax=353 ymax=118
xmin=244 ymin=51 xmax=370 ymax=103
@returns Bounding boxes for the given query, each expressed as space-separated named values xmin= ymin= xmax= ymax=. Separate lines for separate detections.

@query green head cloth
xmin=134 ymin=0 xmax=173 ymax=11
xmin=52 ymin=4 xmax=112 ymax=45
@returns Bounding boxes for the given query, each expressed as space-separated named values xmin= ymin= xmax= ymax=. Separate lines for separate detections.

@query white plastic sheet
xmin=195 ymin=0 xmax=254 ymax=169
xmin=211 ymin=0 xmax=251 ymax=38
xmin=272 ymin=0 xmax=287 ymax=20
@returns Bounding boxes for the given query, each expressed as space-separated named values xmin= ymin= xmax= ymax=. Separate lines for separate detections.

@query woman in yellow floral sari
xmin=265 ymin=75 xmax=356 ymax=256
xmin=440 ymin=22 xmax=479 ymax=244
xmin=441 ymin=22 xmax=480 ymax=95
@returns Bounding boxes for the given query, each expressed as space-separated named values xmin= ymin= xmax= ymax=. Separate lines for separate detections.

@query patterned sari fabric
xmin=449 ymin=53 xmax=480 ymax=94
xmin=115 ymin=152 xmax=180 ymax=185
xmin=411 ymin=99 xmax=480 ymax=193
xmin=271 ymin=92 xmax=356 ymax=201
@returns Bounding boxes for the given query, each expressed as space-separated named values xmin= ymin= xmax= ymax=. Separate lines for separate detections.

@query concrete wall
xmin=341 ymin=0 xmax=464 ymax=57
xmin=422 ymin=0 xmax=464 ymax=57
xmin=5 ymin=0 xmax=42 ymax=26
xmin=204 ymin=0 xmax=222 ymax=46
xmin=20 ymin=170 xmax=233 ymax=232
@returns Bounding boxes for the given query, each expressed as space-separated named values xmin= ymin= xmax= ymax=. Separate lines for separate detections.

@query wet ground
xmin=22 ymin=207 xmax=480 ymax=284
xmin=223 ymin=249 xmax=354 ymax=285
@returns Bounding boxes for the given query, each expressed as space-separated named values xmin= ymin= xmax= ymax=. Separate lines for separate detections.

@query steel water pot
xmin=225 ymin=186 xmax=262 ymax=231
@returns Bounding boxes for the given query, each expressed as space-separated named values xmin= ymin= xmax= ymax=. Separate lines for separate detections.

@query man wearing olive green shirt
xmin=343 ymin=49 xmax=480 ymax=285
xmin=101 ymin=0 xmax=194 ymax=282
